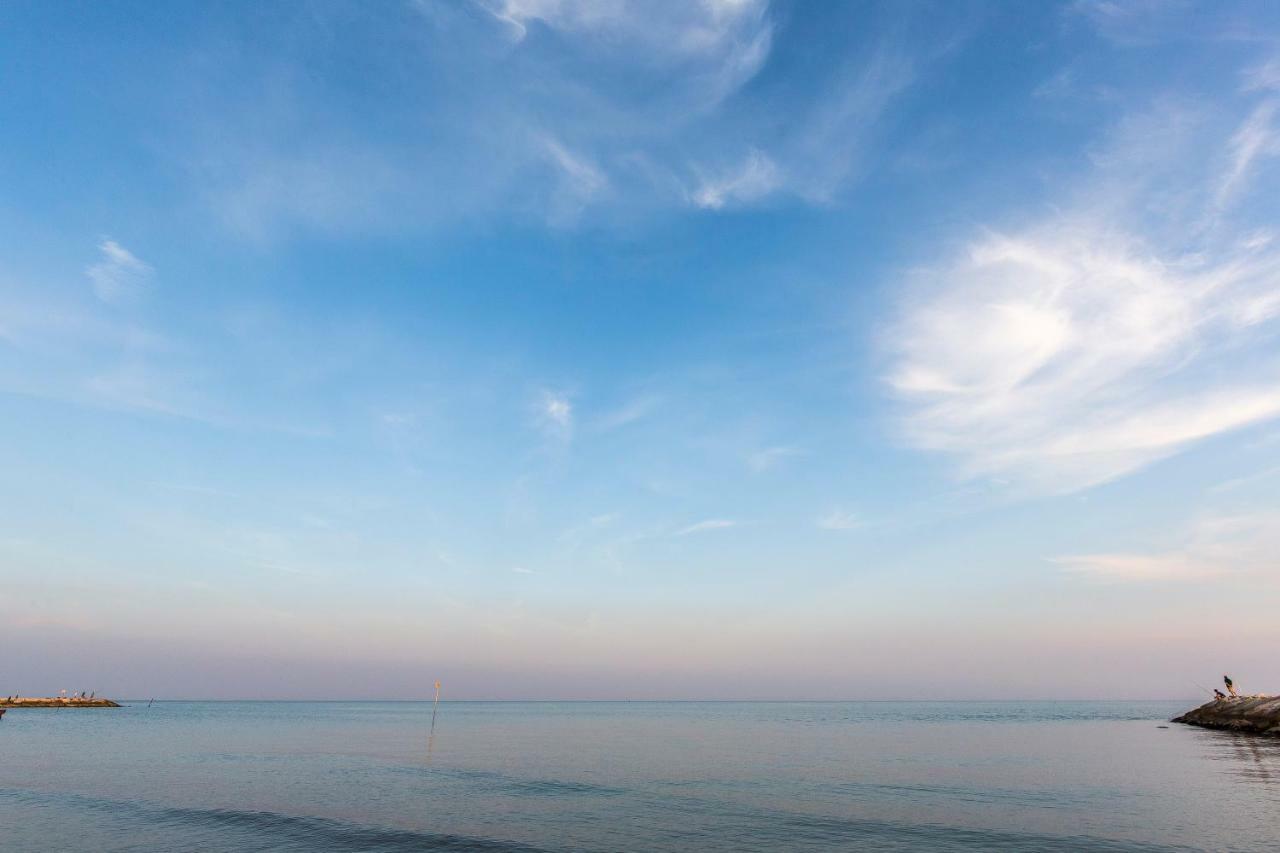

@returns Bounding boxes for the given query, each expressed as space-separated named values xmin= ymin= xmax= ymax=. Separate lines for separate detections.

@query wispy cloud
xmin=886 ymin=88 xmax=1280 ymax=495
xmin=692 ymin=149 xmax=780 ymax=209
xmin=1245 ymin=57 xmax=1280 ymax=93
xmin=543 ymin=394 xmax=572 ymax=426
xmin=85 ymin=239 xmax=151 ymax=304
xmin=149 ymin=482 xmax=242 ymax=500
xmin=689 ymin=43 xmax=920 ymax=208
xmin=542 ymin=136 xmax=609 ymax=222
xmin=477 ymin=0 xmax=612 ymax=40
xmin=1216 ymin=99 xmax=1279 ymax=209
xmin=477 ymin=0 xmax=771 ymax=76
xmin=746 ymin=445 xmax=801 ymax=472
xmin=512 ymin=566 xmax=535 ymax=574
xmin=206 ymin=145 xmax=407 ymax=242
xmin=675 ymin=518 xmax=736 ymax=535
xmin=0 ymin=294 xmax=166 ymax=354
xmin=170 ymin=2 xmax=947 ymax=236
xmin=1068 ymin=0 xmax=1196 ymax=46
xmin=816 ymin=509 xmax=861 ymax=531
xmin=1055 ymin=512 xmax=1280 ymax=582
xmin=1208 ymin=463 xmax=1280 ymax=494
xmin=536 ymin=390 xmax=574 ymax=439
xmin=85 ymin=364 xmax=215 ymax=422
xmin=786 ymin=47 xmax=918 ymax=203
xmin=594 ymin=395 xmax=660 ymax=431
xmin=5 ymin=244 xmax=350 ymax=437
xmin=1054 ymin=552 xmax=1211 ymax=582
xmin=473 ymin=0 xmax=774 ymax=121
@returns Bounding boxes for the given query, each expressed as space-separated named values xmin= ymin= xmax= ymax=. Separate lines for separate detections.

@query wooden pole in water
xmin=425 ymin=680 xmax=442 ymax=763
xmin=431 ymin=680 xmax=441 ymax=733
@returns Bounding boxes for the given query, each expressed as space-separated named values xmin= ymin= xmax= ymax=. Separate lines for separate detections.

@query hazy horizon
xmin=3 ymin=1 xmax=1280 ymax=702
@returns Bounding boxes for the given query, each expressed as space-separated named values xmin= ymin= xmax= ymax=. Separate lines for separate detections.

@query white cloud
xmin=479 ymin=0 xmax=770 ymax=60
xmin=479 ymin=0 xmax=624 ymax=40
xmin=536 ymin=390 xmax=574 ymax=439
xmin=512 ymin=566 xmax=535 ymax=574
xmin=85 ymin=239 xmax=151 ymax=303
xmin=1055 ymin=513 xmax=1280 ymax=582
xmin=886 ymin=92 xmax=1280 ymax=495
xmin=675 ymin=518 xmax=736 ymax=535
xmin=544 ymin=395 xmax=571 ymax=426
xmin=816 ymin=509 xmax=861 ymax=531
xmin=692 ymin=149 xmax=780 ymax=209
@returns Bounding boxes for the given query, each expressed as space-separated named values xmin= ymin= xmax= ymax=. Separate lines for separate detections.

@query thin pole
xmin=431 ymin=680 xmax=441 ymax=734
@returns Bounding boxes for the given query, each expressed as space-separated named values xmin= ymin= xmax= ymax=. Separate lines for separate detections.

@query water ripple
xmin=0 ymin=788 xmax=546 ymax=852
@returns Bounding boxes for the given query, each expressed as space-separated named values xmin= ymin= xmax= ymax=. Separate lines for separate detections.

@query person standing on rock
xmin=1224 ymin=675 xmax=1238 ymax=698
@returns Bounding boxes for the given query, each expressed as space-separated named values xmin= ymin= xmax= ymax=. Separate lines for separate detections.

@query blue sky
xmin=3 ymin=1 xmax=1280 ymax=699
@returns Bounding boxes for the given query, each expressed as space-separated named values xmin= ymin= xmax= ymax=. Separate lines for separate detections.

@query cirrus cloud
xmin=675 ymin=518 xmax=736 ymax=535
xmin=886 ymin=86 xmax=1280 ymax=495
xmin=1055 ymin=512 xmax=1280 ymax=583
xmin=85 ymin=239 xmax=151 ymax=304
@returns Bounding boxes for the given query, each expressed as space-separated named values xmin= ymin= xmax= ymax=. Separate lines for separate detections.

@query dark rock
xmin=1172 ymin=695 xmax=1280 ymax=735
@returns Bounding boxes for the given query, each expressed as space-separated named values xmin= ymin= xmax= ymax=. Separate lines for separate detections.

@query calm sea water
xmin=1 ymin=701 xmax=1277 ymax=851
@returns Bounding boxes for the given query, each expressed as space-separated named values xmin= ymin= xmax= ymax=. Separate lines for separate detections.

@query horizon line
xmin=102 ymin=696 xmax=1206 ymax=704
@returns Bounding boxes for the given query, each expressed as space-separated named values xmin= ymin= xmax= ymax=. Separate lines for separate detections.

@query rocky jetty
xmin=1172 ymin=696 xmax=1280 ymax=735
xmin=1 ymin=697 xmax=121 ymax=708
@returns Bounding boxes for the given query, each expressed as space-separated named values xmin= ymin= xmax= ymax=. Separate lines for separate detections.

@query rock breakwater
xmin=1172 ymin=696 xmax=1280 ymax=735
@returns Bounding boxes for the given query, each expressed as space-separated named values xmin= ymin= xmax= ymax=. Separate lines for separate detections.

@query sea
xmin=1 ymin=701 xmax=1277 ymax=851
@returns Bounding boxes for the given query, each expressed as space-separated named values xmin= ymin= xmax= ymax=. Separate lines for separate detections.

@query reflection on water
xmin=2 ymin=701 xmax=1278 ymax=852
xmin=1196 ymin=729 xmax=1280 ymax=784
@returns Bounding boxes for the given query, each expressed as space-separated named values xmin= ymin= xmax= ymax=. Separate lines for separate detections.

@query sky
xmin=2 ymin=0 xmax=1280 ymax=700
